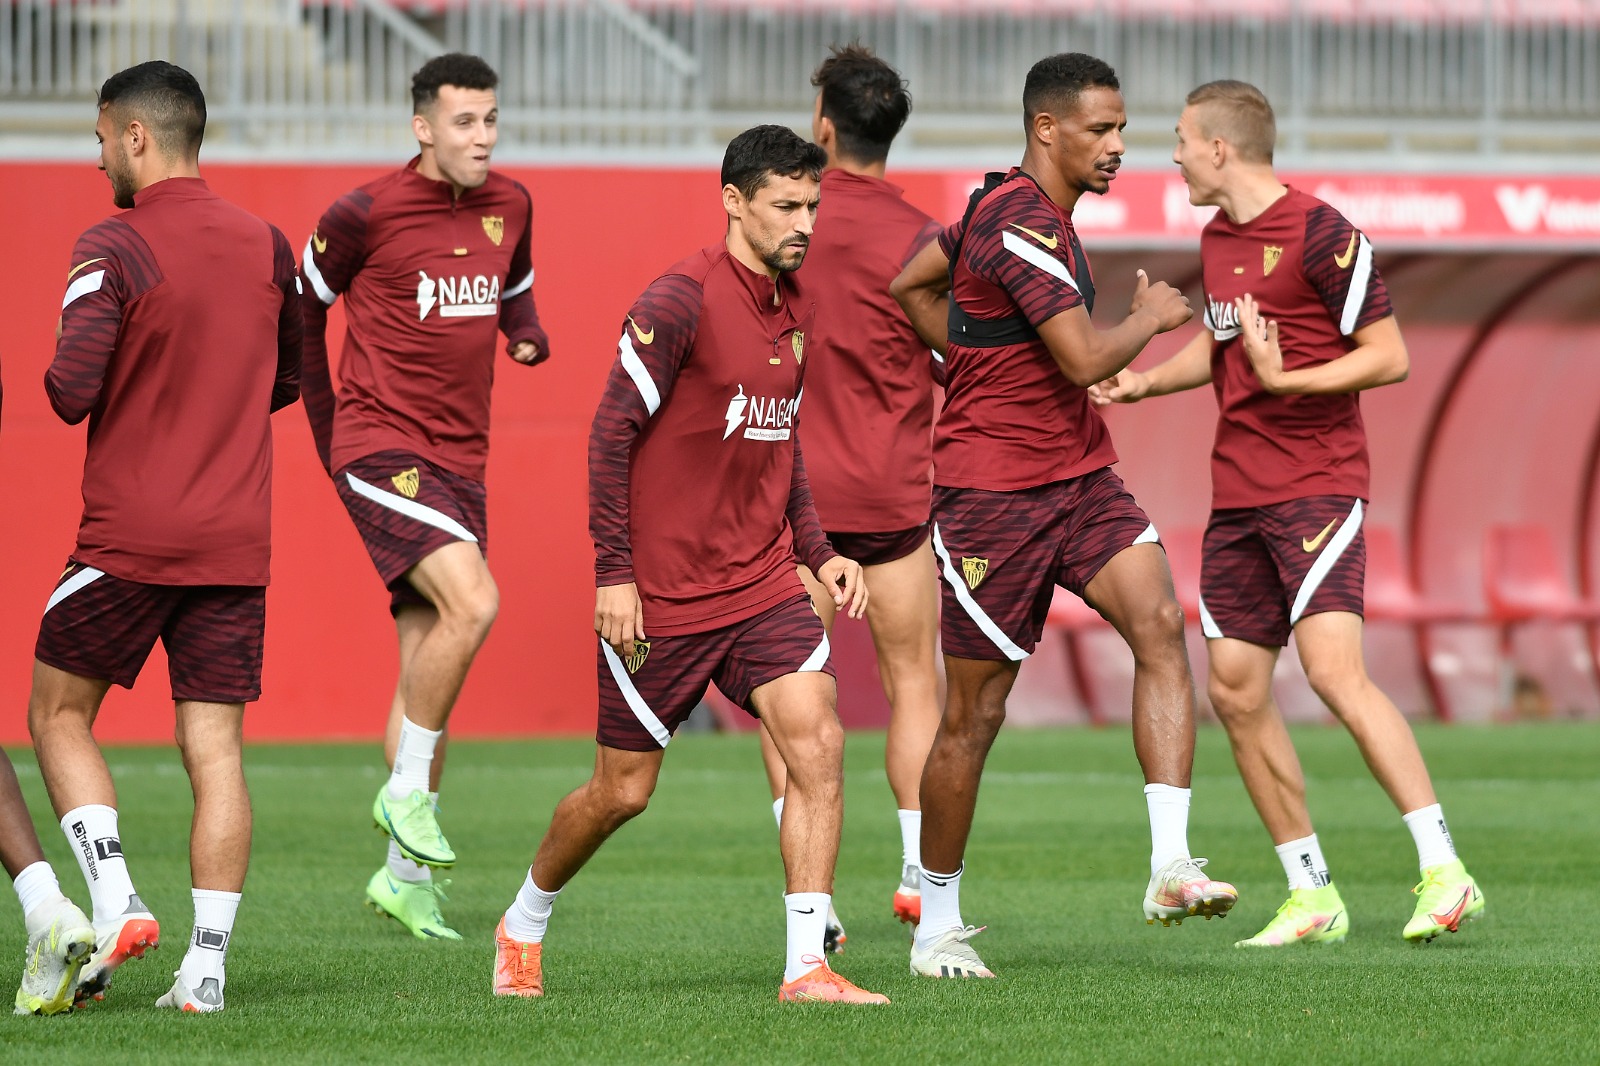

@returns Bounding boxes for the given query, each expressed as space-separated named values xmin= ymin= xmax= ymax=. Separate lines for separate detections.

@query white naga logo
xmin=722 ymin=385 xmax=801 ymax=442
xmin=417 ymin=270 xmax=501 ymax=321
xmin=1205 ymin=295 xmax=1242 ymax=340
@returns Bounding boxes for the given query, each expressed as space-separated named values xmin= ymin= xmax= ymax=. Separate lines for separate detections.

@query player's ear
xmin=412 ymin=111 xmax=434 ymax=148
xmin=1030 ymin=109 xmax=1055 ymax=148
xmin=721 ymin=183 xmax=745 ymax=222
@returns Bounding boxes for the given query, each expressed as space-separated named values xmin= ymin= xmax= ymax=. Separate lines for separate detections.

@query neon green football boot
xmin=372 ymin=786 xmax=456 ymax=868
xmin=1403 ymin=860 xmax=1484 ymax=942
xmin=1234 ymin=884 xmax=1349 ymax=947
xmin=365 ymin=868 xmax=462 ymax=941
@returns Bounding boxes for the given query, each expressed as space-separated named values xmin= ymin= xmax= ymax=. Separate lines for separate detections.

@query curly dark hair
xmin=412 ymin=53 xmax=498 ymax=114
xmin=1022 ymin=53 xmax=1120 ymax=122
xmin=811 ymin=43 xmax=911 ymax=165
xmin=720 ymin=125 xmax=827 ymax=200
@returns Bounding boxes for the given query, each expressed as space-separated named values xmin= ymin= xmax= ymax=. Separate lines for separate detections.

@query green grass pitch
xmin=3 ymin=722 xmax=1598 ymax=1064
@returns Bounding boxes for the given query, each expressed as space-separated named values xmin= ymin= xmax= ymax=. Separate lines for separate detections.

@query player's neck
xmin=414 ymin=152 xmax=469 ymax=200
xmin=1018 ymin=150 xmax=1082 ymax=213
xmin=1216 ymin=172 xmax=1289 ymax=226
xmin=132 ymin=160 xmax=200 ymax=198
xmin=725 ymin=231 xmax=784 ymax=298
xmin=826 ymin=155 xmax=887 ymax=181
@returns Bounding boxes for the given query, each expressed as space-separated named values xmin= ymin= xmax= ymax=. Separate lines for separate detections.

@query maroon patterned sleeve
xmin=269 ymin=224 xmax=302 ymax=413
xmin=785 ymin=438 xmax=838 ymax=574
xmin=48 ymin=220 xmax=160 ymax=425
xmin=903 ymin=218 xmax=943 ymax=268
xmin=1303 ymin=204 xmax=1393 ymax=336
xmin=499 ymin=181 xmax=549 ymax=360
xmin=589 ymin=273 xmax=704 ymax=586
xmin=968 ymin=195 xmax=1086 ymax=326
xmin=298 ymin=189 xmax=373 ymax=472
xmin=936 ymin=219 xmax=962 ymax=259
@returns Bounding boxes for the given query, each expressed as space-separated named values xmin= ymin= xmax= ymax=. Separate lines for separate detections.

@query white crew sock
xmin=13 ymin=860 xmax=63 ymax=919
xmin=387 ymin=839 xmax=432 ymax=883
xmin=59 ymin=804 xmax=138 ymax=924
xmin=387 ymin=717 xmax=442 ymax=800
xmin=502 ymin=870 xmax=560 ymax=943
xmin=178 ymin=889 xmax=240 ymax=990
xmin=783 ymin=892 xmax=830 ymax=983
xmin=897 ymin=809 xmax=922 ymax=871
xmin=771 ymin=796 xmax=784 ymax=827
xmin=1144 ymin=783 xmax=1192 ymax=876
xmin=914 ymin=865 xmax=963 ymax=949
xmin=1402 ymin=803 xmax=1458 ymax=871
xmin=1275 ymin=834 xmax=1332 ymax=891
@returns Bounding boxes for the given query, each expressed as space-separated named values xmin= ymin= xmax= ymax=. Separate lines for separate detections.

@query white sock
xmin=59 ymin=804 xmax=138 ymax=924
xmin=897 ymin=809 xmax=922 ymax=871
xmin=1144 ymin=783 xmax=1192 ymax=876
xmin=387 ymin=718 xmax=442 ymax=800
xmin=178 ymin=889 xmax=240 ymax=990
xmin=386 ymin=839 xmax=431 ymax=883
xmin=1402 ymin=803 xmax=1458 ymax=870
xmin=915 ymin=865 xmax=963 ymax=949
xmin=502 ymin=870 xmax=560 ymax=943
xmin=1275 ymin=834 xmax=1332 ymax=890
xmin=783 ymin=892 xmax=830 ymax=983
xmin=13 ymin=860 xmax=63 ymax=919
xmin=771 ymin=796 xmax=784 ymax=827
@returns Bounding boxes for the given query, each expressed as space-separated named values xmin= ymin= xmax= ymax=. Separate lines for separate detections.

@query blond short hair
xmin=1185 ymin=80 xmax=1276 ymax=164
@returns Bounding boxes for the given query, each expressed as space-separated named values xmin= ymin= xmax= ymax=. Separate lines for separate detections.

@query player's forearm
xmin=1271 ymin=340 xmax=1408 ymax=395
xmin=895 ymin=288 xmax=950 ymax=354
xmin=297 ymin=299 xmax=337 ymax=471
xmin=785 ymin=445 xmax=838 ymax=575
xmin=588 ymin=395 xmax=646 ymax=586
xmin=500 ymin=292 xmax=549 ymax=357
xmin=1053 ymin=312 xmax=1161 ymax=388
xmin=1140 ymin=330 xmax=1214 ymax=397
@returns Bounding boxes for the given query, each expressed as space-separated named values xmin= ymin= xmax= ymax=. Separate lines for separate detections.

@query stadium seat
xmin=1483 ymin=524 xmax=1600 ymax=714
xmin=1046 ymin=588 xmax=1115 ymax=724
xmin=1364 ymin=525 xmax=1476 ymax=721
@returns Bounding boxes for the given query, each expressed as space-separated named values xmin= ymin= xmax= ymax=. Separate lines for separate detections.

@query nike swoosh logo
xmin=791 ymin=908 xmax=816 ymax=915
xmin=1334 ymin=231 xmax=1357 ymax=269
xmin=1294 ymin=919 xmax=1325 ymax=937
xmin=67 ymin=258 xmax=107 ymax=282
xmin=628 ymin=316 xmax=653 ymax=345
xmin=1430 ymin=888 xmax=1473 ymax=930
xmin=312 ymin=232 xmax=328 ymax=255
xmin=1302 ymin=519 xmax=1338 ymax=553
xmin=1009 ymin=223 xmax=1059 ymax=249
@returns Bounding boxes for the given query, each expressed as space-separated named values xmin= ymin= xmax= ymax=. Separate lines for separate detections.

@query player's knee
xmin=443 ymin=578 xmax=499 ymax=639
xmin=1127 ymin=597 xmax=1187 ymax=655
xmin=1208 ymin=675 xmax=1265 ymax=724
xmin=595 ymin=775 xmax=654 ymax=824
xmin=945 ymin=694 xmax=1006 ymax=744
xmin=1303 ymin=660 xmax=1367 ymax=712
xmin=781 ymin=716 xmax=845 ymax=788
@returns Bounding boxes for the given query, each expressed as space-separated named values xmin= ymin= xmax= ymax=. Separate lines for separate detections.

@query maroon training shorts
xmin=824 ymin=524 xmax=929 ymax=568
xmin=1199 ymin=496 xmax=1367 ymax=647
xmin=334 ymin=450 xmax=488 ymax=615
xmin=35 ymin=559 xmax=266 ymax=703
xmin=596 ymin=593 xmax=834 ymax=751
xmin=931 ymin=468 xmax=1157 ymax=661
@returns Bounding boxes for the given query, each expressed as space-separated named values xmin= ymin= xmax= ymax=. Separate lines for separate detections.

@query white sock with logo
xmin=13 ymin=860 xmax=64 ymax=921
xmin=783 ymin=892 xmax=830 ymax=983
xmin=1402 ymin=803 xmax=1458 ymax=871
xmin=1275 ymin=834 xmax=1332 ymax=891
xmin=915 ymin=865 xmax=964 ymax=950
xmin=897 ymin=809 xmax=922 ymax=871
xmin=387 ymin=718 xmax=441 ymax=800
xmin=178 ymin=889 xmax=240 ymax=991
xmin=503 ymin=871 xmax=560 ymax=943
xmin=1144 ymin=783 xmax=1192 ymax=876
xmin=59 ymin=804 xmax=137 ymax=925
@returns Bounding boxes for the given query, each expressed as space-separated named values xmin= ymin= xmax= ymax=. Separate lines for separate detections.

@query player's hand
xmin=1129 ymin=270 xmax=1193 ymax=333
xmin=509 ymin=340 xmax=546 ymax=366
xmin=1088 ymin=370 xmax=1149 ymax=406
xmin=595 ymin=582 xmax=646 ymax=658
xmin=814 ymin=557 xmax=868 ymax=620
xmin=1235 ymin=293 xmax=1286 ymax=393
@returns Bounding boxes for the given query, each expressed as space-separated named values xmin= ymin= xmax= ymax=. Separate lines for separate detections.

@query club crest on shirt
xmin=391 ymin=468 xmax=421 ymax=499
xmin=481 ymin=215 xmax=504 ymax=246
xmin=962 ymin=556 xmax=989 ymax=590
xmin=625 ymin=641 xmax=651 ymax=674
xmin=1263 ymin=245 xmax=1283 ymax=276
xmin=791 ymin=331 xmax=805 ymax=364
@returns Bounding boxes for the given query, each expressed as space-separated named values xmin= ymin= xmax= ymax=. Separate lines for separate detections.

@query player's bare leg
xmin=384 ymin=605 xmax=451 ymax=792
xmin=372 ymin=542 xmax=495 ymax=871
xmin=28 ymin=663 xmax=157 ymax=1002
xmin=1207 ymin=637 xmax=1313 ymax=842
xmin=1084 ymin=543 xmax=1236 ymax=925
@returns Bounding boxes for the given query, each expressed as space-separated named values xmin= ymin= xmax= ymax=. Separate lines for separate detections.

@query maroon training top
xmin=1200 ymin=187 xmax=1394 ymax=509
xmin=798 ymin=168 xmax=942 ymax=533
xmin=300 ymin=159 xmax=548 ymax=482
xmin=49 ymin=177 xmax=302 ymax=586
xmin=935 ymin=170 xmax=1118 ymax=492
xmin=589 ymin=244 xmax=836 ymax=636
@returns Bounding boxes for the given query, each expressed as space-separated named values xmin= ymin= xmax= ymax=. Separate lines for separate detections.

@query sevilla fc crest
xmin=962 ymin=556 xmax=989 ymax=590
xmin=1263 ymin=245 xmax=1283 ymax=276
xmin=625 ymin=641 xmax=651 ymax=674
xmin=791 ymin=331 xmax=805 ymax=364
xmin=391 ymin=467 xmax=421 ymax=499
xmin=481 ymin=215 xmax=505 ymax=246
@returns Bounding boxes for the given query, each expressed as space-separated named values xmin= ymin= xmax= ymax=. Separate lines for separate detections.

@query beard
xmin=760 ymin=236 xmax=809 ymax=274
xmin=107 ymin=153 xmax=136 ymax=209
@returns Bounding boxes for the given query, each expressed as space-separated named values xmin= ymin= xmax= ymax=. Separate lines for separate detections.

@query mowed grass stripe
xmin=3 ymin=723 xmax=1597 ymax=1065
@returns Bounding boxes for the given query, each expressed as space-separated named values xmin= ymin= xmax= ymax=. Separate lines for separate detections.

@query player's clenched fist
xmin=815 ymin=557 xmax=868 ymax=620
xmin=594 ymin=581 xmax=646 ymax=657
xmin=1129 ymin=269 xmax=1193 ymax=333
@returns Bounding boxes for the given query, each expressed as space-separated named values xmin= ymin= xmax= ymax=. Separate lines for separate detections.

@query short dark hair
xmin=811 ymin=43 xmax=912 ymax=165
xmin=1023 ymin=53 xmax=1120 ymax=123
xmin=721 ymin=125 xmax=827 ymax=201
xmin=98 ymin=61 xmax=206 ymax=157
xmin=1186 ymin=80 xmax=1277 ymax=163
xmin=412 ymin=53 xmax=498 ymax=114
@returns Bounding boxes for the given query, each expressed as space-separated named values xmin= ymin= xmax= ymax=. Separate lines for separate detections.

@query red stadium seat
xmin=1046 ymin=587 xmax=1113 ymax=724
xmin=1363 ymin=525 xmax=1476 ymax=721
xmin=1483 ymin=524 xmax=1600 ymax=713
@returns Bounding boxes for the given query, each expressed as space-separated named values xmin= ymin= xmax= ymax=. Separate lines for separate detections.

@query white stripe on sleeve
xmin=505 ymin=269 xmax=534 ymax=298
xmin=62 ymin=270 xmax=106 ymax=310
xmin=1001 ymin=231 xmax=1080 ymax=292
xmin=301 ymin=239 xmax=337 ymax=305
xmin=619 ymin=333 xmax=661 ymax=416
xmin=1338 ymin=235 xmax=1374 ymax=336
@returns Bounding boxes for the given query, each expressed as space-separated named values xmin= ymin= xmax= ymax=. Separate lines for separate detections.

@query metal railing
xmin=1 ymin=0 xmax=1596 ymax=169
